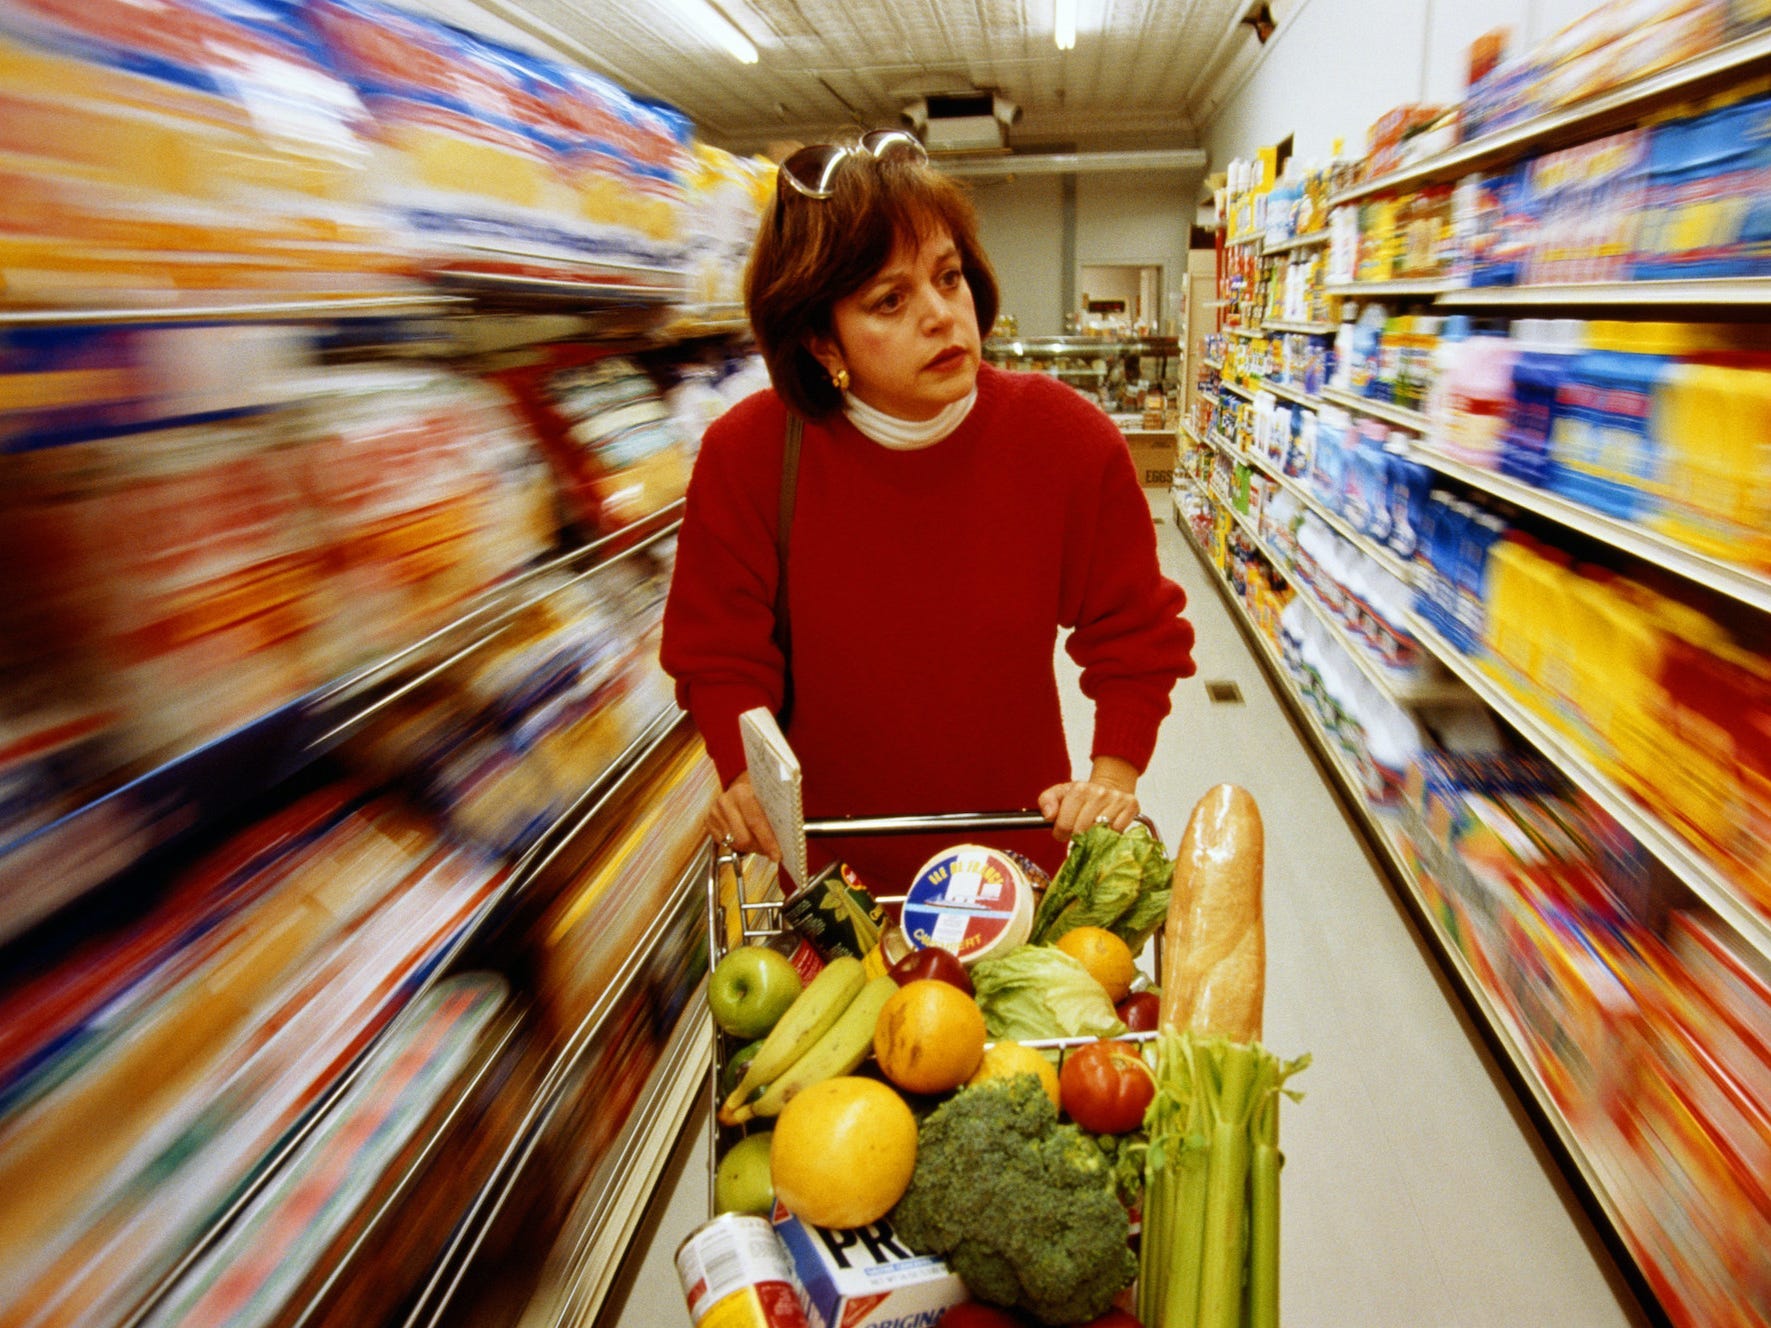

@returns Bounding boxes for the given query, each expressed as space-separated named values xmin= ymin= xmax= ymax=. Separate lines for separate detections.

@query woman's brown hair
xmin=744 ymin=146 xmax=999 ymax=420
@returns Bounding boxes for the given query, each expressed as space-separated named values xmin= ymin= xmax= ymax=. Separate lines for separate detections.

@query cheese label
xmin=902 ymin=846 xmax=1032 ymax=965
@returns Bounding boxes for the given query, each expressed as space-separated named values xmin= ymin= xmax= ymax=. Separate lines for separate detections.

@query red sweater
xmin=660 ymin=365 xmax=1196 ymax=890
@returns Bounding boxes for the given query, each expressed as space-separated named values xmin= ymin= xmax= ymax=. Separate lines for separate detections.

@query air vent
xmin=1204 ymin=680 xmax=1244 ymax=705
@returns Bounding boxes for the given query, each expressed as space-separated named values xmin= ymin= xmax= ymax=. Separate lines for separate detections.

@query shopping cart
xmin=705 ymin=808 xmax=1162 ymax=1213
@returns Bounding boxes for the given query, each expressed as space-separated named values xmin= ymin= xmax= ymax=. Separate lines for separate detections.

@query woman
xmin=660 ymin=130 xmax=1195 ymax=890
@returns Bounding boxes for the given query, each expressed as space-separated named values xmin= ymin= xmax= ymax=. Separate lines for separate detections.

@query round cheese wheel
xmin=901 ymin=845 xmax=1034 ymax=967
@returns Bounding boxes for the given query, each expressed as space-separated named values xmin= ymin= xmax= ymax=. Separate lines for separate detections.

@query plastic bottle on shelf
xmin=1332 ymin=309 xmax=1357 ymax=391
xmin=1442 ymin=328 xmax=1518 ymax=468
xmin=1654 ymin=351 xmax=1771 ymax=564
xmin=1289 ymin=407 xmax=1317 ymax=479
xmin=1549 ymin=320 xmax=1692 ymax=522
xmin=1455 ymin=510 xmax=1509 ymax=657
xmin=1349 ymin=303 xmax=1388 ymax=398
xmin=1499 ymin=318 xmax=1584 ymax=488
xmin=1388 ymin=455 xmax=1433 ymax=560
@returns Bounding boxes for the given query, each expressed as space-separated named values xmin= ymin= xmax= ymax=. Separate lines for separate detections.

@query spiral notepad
xmin=738 ymin=708 xmax=807 ymax=890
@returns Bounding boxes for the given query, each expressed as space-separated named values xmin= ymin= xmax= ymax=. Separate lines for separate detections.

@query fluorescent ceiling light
xmin=665 ymin=0 xmax=758 ymax=62
xmin=1054 ymin=0 xmax=1076 ymax=49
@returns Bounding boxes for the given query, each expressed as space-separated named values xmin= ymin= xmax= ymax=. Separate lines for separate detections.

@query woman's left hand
xmin=1038 ymin=756 xmax=1140 ymax=840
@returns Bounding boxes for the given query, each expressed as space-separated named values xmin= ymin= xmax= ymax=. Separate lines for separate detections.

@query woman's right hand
xmin=706 ymin=772 xmax=783 ymax=862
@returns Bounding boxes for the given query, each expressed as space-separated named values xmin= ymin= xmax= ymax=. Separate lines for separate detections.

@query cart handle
xmin=802 ymin=810 xmax=1050 ymax=837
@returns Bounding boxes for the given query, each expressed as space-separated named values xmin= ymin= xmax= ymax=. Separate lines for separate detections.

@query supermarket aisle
xmin=601 ymin=499 xmax=1649 ymax=1328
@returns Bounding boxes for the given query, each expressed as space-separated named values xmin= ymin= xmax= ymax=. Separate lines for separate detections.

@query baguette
xmin=1158 ymin=784 xmax=1265 ymax=1042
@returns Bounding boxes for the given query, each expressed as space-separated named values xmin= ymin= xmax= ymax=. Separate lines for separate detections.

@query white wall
xmin=1202 ymin=0 xmax=1602 ymax=169
xmin=969 ymin=175 xmax=1067 ymax=338
xmin=970 ymin=169 xmax=1198 ymax=338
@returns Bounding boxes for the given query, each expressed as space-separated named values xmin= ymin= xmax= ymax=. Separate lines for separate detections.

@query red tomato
xmin=937 ymin=1304 xmax=1026 ymax=1327
xmin=1059 ymin=1040 xmax=1156 ymax=1134
xmin=889 ymin=945 xmax=974 ymax=996
xmin=1115 ymin=991 xmax=1160 ymax=1031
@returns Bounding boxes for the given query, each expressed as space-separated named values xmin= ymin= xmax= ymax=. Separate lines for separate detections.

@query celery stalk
xmin=1246 ymin=1115 xmax=1281 ymax=1328
xmin=1195 ymin=1043 xmax=1256 ymax=1328
xmin=1162 ymin=1135 xmax=1211 ymax=1328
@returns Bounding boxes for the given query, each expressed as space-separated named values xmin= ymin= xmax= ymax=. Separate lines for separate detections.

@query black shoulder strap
xmin=774 ymin=414 xmax=803 ymax=724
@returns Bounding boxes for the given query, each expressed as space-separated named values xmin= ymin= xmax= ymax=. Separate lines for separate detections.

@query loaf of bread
xmin=1159 ymin=784 xmax=1265 ymax=1042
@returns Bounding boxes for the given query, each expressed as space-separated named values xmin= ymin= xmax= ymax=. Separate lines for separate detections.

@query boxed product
xmin=1125 ymin=432 xmax=1177 ymax=488
xmin=771 ymin=1206 xmax=966 ymax=1328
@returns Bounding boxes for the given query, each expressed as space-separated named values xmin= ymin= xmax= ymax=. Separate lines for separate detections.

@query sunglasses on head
xmin=777 ymin=129 xmax=929 ymax=201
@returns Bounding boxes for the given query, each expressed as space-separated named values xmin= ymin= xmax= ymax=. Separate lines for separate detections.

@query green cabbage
xmin=970 ymin=946 xmax=1125 ymax=1042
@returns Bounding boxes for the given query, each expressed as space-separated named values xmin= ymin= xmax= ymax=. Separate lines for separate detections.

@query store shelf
xmin=1318 ymin=385 xmax=1430 ymax=434
xmin=1221 ymin=379 xmax=1255 ymax=401
xmin=986 ymin=335 xmax=1180 ymax=357
xmin=1324 ymin=278 xmax=1458 ymax=299
xmin=1407 ymin=440 xmax=1771 ymax=617
xmin=1226 ymin=232 xmax=1264 ymax=249
xmin=402 ymin=849 xmax=712 ymax=1328
xmin=1180 ymin=418 xmax=1203 ymax=445
xmin=0 ymin=293 xmax=463 ymax=326
xmin=1257 ymin=377 xmax=1321 ymax=409
xmin=1263 ymin=319 xmax=1338 ymax=335
xmin=1436 ymin=277 xmax=1771 ymax=307
xmin=0 ymin=503 xmax=684 ymax=947
xmin=1403 ymin=611 xmax=1771 ymax=969
xmin=1329 ymin=29 xmax=1771 ymax=205
xmin=1176 ymin=511 xmax=1660 ymax=1315
xmin=1262 ymin=231 xmax=1332 ymax=256
xmin=1201 ymin=358 xmax=1226 ymax=372
xmin=1255 ymin=452 xmax=1417 ymax=585
xmin=1226 ymin=326 xmax=1261 ymax=339
xmin=1210 ymin=483 xmax=1460 ymax=708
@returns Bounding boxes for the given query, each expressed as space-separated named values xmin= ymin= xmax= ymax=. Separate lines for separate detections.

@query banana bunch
xmin=718 ymin=959 xmax=897 ymax=1126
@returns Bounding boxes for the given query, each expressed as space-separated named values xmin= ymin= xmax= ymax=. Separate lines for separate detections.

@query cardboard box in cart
xmin=772 ymin=1203 xmax=965 ymax=1328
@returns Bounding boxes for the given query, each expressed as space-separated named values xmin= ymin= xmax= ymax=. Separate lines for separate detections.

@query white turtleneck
xmin=843 ymin=386 xmax=978 ymax=450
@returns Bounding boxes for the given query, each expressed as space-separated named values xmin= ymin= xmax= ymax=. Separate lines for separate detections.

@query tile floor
xmin=598 ymin=497 xmax=1651 ymax=1328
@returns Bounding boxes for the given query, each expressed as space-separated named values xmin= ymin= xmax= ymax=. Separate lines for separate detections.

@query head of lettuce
xmin=1030 ymin=821 xmax=1173 ymax=950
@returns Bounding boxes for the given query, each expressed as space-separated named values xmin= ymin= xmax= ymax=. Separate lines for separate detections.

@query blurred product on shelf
xmin=139 ymin=973 xmax=526 ymax=1328
xmin=305 ymin=0 xmax=693 ymax=288
xmin=1400 ymin=746 xmax=1771 ymax=1328
xmin=0 ymin=0 xmax=394 ymax=308
xmin=1341 ymin=84 xmax=1771 ymax=289
xmin=535 ymin=732 xmax=717 ymax=1034
xmin=349 ymin=558 xmax=673 ymax=857
xmin=1461 ymin=2 xmax=1735 ymax=144
xmin=0 ymin=357 xmax=558 ymax=781
xmin=679 ymin=145 xmax=775 ymax=313
xmin=1412 ymin=494 xmax=1771 ymax=912
xmin=0 ymin=789 xmax=508 ymax=1328
xmin=492 ymin=350 xmax=694 ymax=534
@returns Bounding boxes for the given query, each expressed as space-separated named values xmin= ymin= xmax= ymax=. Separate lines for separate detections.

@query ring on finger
xmin=1094 ymin=813 xmax=1112 ymax=826
xmin=721 ymin=831 xmax=736 ymax=848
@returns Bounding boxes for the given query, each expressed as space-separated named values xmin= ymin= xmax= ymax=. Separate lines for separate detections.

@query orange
xmin=1054 ymin=926 xmax=1138 ymax=1003
xmin=873 ymin=978 xmax=987 ymax=1094
xmin=967 ymin=1039 xmax=1060 ymax=1107
xmin=771 ymin=1077 xmax=917 ymax=1228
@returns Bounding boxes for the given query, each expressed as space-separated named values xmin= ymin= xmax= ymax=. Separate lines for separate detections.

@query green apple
xmin=714 ymin=1131 xmax=775 ymax=1215
xmin=708 ymin=945 xmax=803 ymax=1039
xmin=721 ymin=1038 xmax=766 ymax=1100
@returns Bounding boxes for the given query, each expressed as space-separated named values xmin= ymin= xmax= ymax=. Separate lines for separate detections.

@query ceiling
xmin=466 ymin=0 xmax=1250 ymax=155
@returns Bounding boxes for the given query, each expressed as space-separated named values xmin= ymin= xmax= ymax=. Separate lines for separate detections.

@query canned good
xmin=781 ymin=862 xmax=906 ymax=978
xmin=675 ymin=1213 xmax=808 ymax=1328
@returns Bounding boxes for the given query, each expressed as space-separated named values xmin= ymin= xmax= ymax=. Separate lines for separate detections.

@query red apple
xmin=937 ymin=1305 xmax=1026 ymax=1327
xmin=1116 ymin=991 xmax=1160 ymax=1031
xmin=889 ymin=944 xmax=974 ymax=996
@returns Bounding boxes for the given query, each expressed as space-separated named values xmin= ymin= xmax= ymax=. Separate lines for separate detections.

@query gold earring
xmin=831 ymin=367 xmax=850 ymax=392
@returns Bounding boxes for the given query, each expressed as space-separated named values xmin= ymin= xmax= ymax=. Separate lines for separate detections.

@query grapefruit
xmin=967 ymin=1039 xmax=1060 ymax=1107
xmin=1054 ymin=926 xmax=1138 ymax=1003
xmin=873 ymin=979 xmax=987 ymax=1094
xmin=771 ymin=1077 xmax=916 ymax=1228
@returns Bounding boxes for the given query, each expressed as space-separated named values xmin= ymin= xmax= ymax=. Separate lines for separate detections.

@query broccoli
xmin=888 ymin=1075 xmax=1137 ymax=1325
